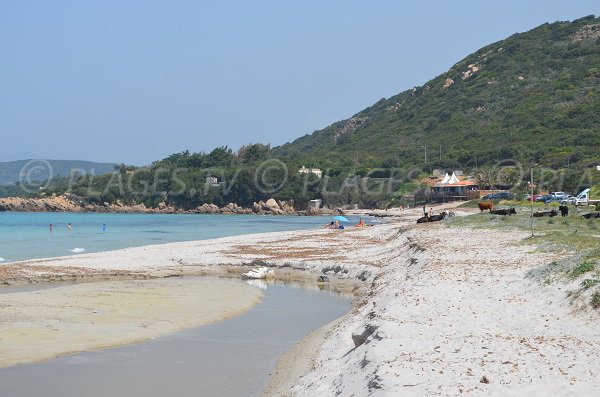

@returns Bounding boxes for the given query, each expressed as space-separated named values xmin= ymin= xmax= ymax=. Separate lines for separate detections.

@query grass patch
xmin=448 ymin=203 xmax=600 ymax=310
xmin=569 ymin=262 xmax=597 ymax=279
xmin=527 ymin=260 xmax=570 ymax=281
xmin=581 ymin=278 xmax=600 ymax=289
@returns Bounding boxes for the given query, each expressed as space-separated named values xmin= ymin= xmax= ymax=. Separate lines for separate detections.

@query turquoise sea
xmin=0 ymin=212 xmax=357 ymax=263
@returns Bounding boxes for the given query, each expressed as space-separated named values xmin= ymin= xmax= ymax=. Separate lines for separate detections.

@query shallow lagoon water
xmin=0 ymin=279 xmax=352 ymax=397
xmin=0 ymin=212 xmax=360 ymax=263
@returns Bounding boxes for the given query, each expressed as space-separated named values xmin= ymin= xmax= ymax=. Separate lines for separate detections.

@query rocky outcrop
xmin=461 ymin=63 xmax=480 ymax=80
xmin=442 ymin=78 xmax=455 ymax=88
xmin=0 ymin=195 xmax=303 ymax=215
xmin=195 ymin=203 xmax=220 ymax=214
xmin=220 ymin=203 xmax=251 ymax=215
xmin=0 ymin=195 xmax=160 ymax=214
xmin=0 ymin=196 xmax=81 ymax=212
xmin=251 ymin=198 xmax=296 ymax=215
xmin=571 ymin=23 xmax=600 ymax=43
xmin=340 ymin=116 xmax=369 ymax=135
xmin=264 ymin=198 xmax=279 ymax=211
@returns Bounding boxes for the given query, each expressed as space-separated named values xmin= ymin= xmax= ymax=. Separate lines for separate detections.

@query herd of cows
xmin=415 ymin=201 xmax=600 ymax=224
xmin=476 ymin=201 xmax=568 ymax=218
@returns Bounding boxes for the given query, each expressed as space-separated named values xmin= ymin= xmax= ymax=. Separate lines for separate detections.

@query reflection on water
xmin=243 ymin=278 xmax=355 ymax=298
xmin=245 ymin=279 xmax=269 ymax=289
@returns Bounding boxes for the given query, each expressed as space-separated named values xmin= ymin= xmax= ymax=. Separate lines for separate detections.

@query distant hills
xmin=0 ymin=160 xmax=115 ymax=185
xmin=275 ymin=15 xmax=600 ymax=173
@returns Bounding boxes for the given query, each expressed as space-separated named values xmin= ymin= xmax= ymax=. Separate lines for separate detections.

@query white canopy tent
xmin=440 ymin=173 xmax=450 ymax=184
xmin=447 ymin=172 xmax=460 ymax=184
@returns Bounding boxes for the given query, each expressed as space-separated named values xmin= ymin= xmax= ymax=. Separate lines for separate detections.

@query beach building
xmin=298 ymin=166 xmax=323 ymax=178
xmin=206 ymin=177 xmax=221 ymax=187
xmin=431 ymin=172 xmax=478 ymax=200
xmin=308 ymin=199 xmax=322 ymax=209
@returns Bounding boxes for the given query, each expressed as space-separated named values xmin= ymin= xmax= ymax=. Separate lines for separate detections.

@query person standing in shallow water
xmin=67 ymin=223 xmax=72 ymax=232
xmin=102 ymin=223 xmax=107 ymax=232
xmin=49 ymin=224 xmax=54 ymax=232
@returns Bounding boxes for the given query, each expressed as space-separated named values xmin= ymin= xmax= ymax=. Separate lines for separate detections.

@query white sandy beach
xmin=1 ymin=205 xmax=599 ymax=396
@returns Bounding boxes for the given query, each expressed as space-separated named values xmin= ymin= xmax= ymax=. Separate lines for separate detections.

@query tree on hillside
xmin=238 ymin=143 xmax=271 ymax=164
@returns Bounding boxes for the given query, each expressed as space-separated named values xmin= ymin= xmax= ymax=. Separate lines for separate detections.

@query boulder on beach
xmin=221 ymin=202 xmax=248 ymax=214
xmin=196 ymin=203 xmax=220 ymax=214
xmin=265 ymin=198 xmax=280 ymax=210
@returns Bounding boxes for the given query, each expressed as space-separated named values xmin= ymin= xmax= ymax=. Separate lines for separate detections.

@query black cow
xmin=582 ymin=212 xmax=600 ymax=219
xmin=490 ymin=208 xmax=517 ymax=215
xmin=416 ymin=212 xmax=448 ymax=224
xmin=558 ymin=205 xmax=569 ymax=217
xmin=416 ymin=215 xmax=429 ymax=223
xmin=533 ymin=210 xmax=558 ymax=218
xmin=429 ymin=212 xmax=447 ymax=222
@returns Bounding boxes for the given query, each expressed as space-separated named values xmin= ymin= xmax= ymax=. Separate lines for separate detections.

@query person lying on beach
xmin=335 ymin=220 xmax=344 ymax=230
xmin=324 ymin=221 xmax=335 ymax=229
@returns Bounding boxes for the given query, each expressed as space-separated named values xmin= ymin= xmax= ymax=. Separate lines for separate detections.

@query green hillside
xmin=6 ymin=16 xmax=600 ymax=209
xmin=275 ymin=15 xmax=600 ymax=172
xmin=0 ymin=160 xmax=115 ymax=185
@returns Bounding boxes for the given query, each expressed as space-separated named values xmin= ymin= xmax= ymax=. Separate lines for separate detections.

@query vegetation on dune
xmin=445 ymin=203 xmax=600 ymax=310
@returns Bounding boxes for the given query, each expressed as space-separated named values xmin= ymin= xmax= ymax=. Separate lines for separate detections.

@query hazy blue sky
xmin=1 ymin=1 xmax=598 ymax=164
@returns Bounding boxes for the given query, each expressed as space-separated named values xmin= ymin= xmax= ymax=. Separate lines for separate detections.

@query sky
xmin=1 ymin=1 xmax=598 ymax=165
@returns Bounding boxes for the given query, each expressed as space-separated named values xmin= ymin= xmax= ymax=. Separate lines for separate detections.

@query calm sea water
xmin=0 ymin=212 xmax=357 ymax=263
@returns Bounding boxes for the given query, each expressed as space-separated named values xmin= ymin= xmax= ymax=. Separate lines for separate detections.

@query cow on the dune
xmin=429 ymin=212 xmax=448 ymax=222
xmin=416 ymin=212 xmax=448 ymax=224
xmin=558 ymin=205 xmax=569 ymax=217
xmin=478 ymin=201 xmax=494 ymax=212
xmin=490 ymin=208 xmax=517 ymax=215
xmin=582 ymin=212 xmax=600 ymax=219
xmin=416 ymin=215 xmax=429 ymax=223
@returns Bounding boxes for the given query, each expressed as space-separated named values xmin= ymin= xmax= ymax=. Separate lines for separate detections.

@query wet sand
xmin=0 ymin=278 xmax=262 ymax=368
xmin=0 ymin=281 xmax=351 ymax=397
